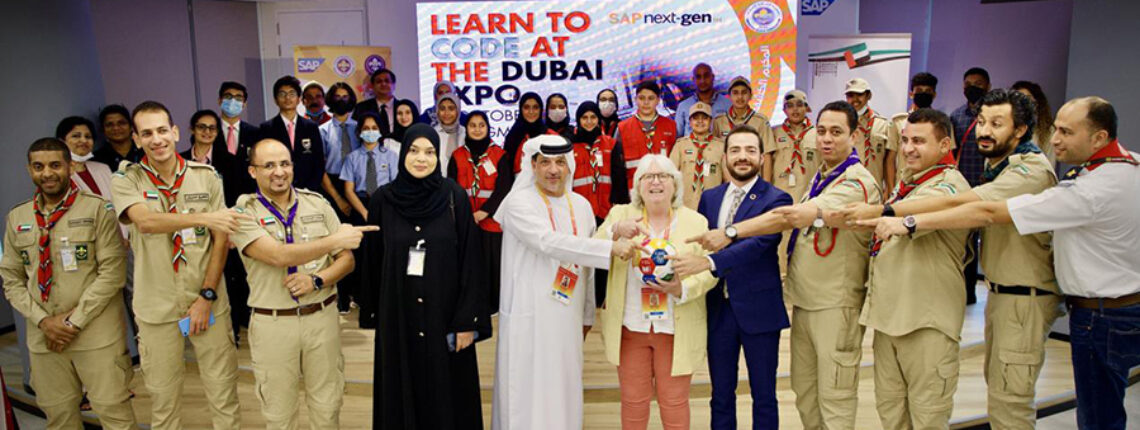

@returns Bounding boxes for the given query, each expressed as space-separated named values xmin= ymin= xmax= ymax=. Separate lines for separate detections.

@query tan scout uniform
xmin=231 ymin=189 xmax=345 ymax=429
xmin=972 ymin=152 xmax=1062 ymax=428
xmin=769 ymin=121 xmax=820 ymax=274
xmin=669 ymin=135 xmax=725 ymax=209
xmin=861 ymin=166 xmax=971 ymax=429
xmin=785 ymin=163 xmax=881 ymax=430
xmin=889 ymin=112 xmax=956 ymax=184
xmin=110 ymin=161 xmax=240 ymax=430
xmin=0 ymin=191 xmax=136 ymax=429
xmin=854 ymin=108 xmax=896 ymax=189
xmin=712 ymin=110 xmax=775 ymax=153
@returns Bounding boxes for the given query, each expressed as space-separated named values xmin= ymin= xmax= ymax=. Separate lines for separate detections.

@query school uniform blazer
xmin=258 ymin=115 xmax=327 ymax=193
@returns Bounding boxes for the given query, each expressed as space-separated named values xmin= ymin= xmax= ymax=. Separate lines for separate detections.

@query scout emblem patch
xmin=19 ymin=250 xmax=29 ymax=265
xmin=75 ymin=244 xmax=89 ymax=261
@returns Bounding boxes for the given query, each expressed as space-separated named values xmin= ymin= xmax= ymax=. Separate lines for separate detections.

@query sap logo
xmin=297 ymin=58 xmax=325 ymax=73
xmin=802 ymin=0 xmax=838 ymax=16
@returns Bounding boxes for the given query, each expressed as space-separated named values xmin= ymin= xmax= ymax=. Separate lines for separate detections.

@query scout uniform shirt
xmin=231 ymin=189 xmax=341 ymax=309
xmin=861 ymin=165 xmax=971 ymax=341
xmin=669 ymin=134 xmax=725 ymax=209
xmin=973 ymin=152 xmax=1059 ymax=292
xmin=0 ymin=191 xmax=127 ymax=353
xmin=888 ymin=112 xmax=957 ymax=180
xmin=712 ymin=109 xmax=776 ymax=153
xmin=768 ymin=121 xmax=820 ymax=201
xmin=786 ymin=163 xmax=881 ymax=310
xmin=111 ymin=160 xmax=231 ymax=324
xmin=855 ymin=108 xmax=897 ymax=187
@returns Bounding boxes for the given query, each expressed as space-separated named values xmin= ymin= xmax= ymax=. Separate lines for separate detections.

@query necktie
xmin=339 ymin=123 xmax=352 ymax=158
xmin=365 ymin=151 xmax=379 ymax=194
xmin=286 ymin=121 xmax=295 ymax=148
xmin=378 ymin=103 xmax=391 ymax=136
xmin=34 ymin=182 xmax=80 ymax=302
xmin=226 ymin=125 xmax=237 ymax=155
xmin=726 ymin=188 xmax=745 ymax=227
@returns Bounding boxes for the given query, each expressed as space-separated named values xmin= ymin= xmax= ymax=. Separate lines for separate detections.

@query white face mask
xmin=599 ymin=101 xmax=617 ymax=117
xmin=71 ymin=152 xmax=94 ymax=162
xmin=548 ymin=108 xmax=568 ymax=123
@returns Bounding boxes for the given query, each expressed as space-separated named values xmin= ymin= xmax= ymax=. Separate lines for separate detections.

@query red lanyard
xmin=640 ymin=208 xmax=672 ymax=240
xmin=859 ymin=109 xmax=877 ymax=166
xmin=539 ymin=188 xmax=577 ymax=236
xmin=782 ymin=119 xmax=813 ymax=175
xmin=955 ymin=117 xmax=979 ymax=166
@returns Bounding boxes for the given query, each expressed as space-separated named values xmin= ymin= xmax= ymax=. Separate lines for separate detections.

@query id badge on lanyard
xmin=407 ymin=239 xmax=426 ymax=277
xmin=59 ymin=237 xmax=79 ymax=272
xmin=551 ymin=262 xmax=579 ymax=305
xmin=641 ymin=288 xmax=668 ymax=320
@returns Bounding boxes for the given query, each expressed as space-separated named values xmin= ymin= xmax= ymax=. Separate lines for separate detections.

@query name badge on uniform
xmin=181 ymin=227 xmax=198 ymax=245
xmin=551 ymin=262 xmax=579 ymax=305
xmin=59 ymin=237 xmax=78 ymax=272
xmin=593 ymin=151 xmax=604 ymax=166
xmin=407 ymin=239 xmax=426 ymax=277
xmin=788 ymin=174 xmax=797 ymax=187
xmin=482 ymin=159 xmax=497 ymax=175
xmin=641 ymin=288 xmax=668 ymax=320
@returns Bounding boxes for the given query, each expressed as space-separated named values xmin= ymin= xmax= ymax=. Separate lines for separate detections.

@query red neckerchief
xmin=726 ymin=106 xmax=755 ymax=129
xmin=781 ymin=118 xmax=813 ymax=177
xmin=139 ymin=155 xmax=190 ymax=271
xmin=34 ymin=181 xmax=80 ymax=302
xmin=858 ymin=108 xmax=877 ymax=166
xmin=1064 ymin=139 xmax=1137 ymax=180
xmin=690 ymin=133 xmax=714 ymax=193
xmin=870 ymin=162 xmax=953 ymax=256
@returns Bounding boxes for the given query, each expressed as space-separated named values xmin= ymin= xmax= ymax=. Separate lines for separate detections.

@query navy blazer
xmin=698 ymin=178 xmax=792 ymax=334
xmin=258 ymin=115 xmax=327 ymax=193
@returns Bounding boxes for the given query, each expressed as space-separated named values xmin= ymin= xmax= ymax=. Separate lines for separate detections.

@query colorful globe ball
xmin=638 ymin=238 xmax=677 ymax=284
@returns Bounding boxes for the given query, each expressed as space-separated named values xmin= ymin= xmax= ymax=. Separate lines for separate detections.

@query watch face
xmin=726 ymin=226 xmax=737 ymax=238
xmin=813 ymin=218 xmax=825 ymax=229
xmin=904 ymin=216 xmax=917 ymax=228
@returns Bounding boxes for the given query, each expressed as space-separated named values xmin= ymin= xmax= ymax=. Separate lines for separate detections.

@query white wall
xmin=1066 ymin=0 xmax=1140 ymax=150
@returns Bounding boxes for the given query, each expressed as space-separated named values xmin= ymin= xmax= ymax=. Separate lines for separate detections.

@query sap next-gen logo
xmin=608 ymin=12 xmax=720 ymax=27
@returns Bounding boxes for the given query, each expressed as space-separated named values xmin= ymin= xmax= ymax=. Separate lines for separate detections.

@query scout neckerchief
xmin=781 ymin=118 xmax=814 ymax=180
xmin=588 ymin=137 xmax=605 ymax=192
xmin=858 ymin=108 xmax=877 ymax=166
xmin=639 ymin=114 xmax=660 ymax=154
xmin=462 ymin=146 xmax=491 ymax=200
xmin=869 ymin=161 xmax=954 ymax=256
xmin=139 ymin=154 xmax=190 ymax=272
xmin=689 ymin=133 xmax=714 ymax=193
xmin=981 ymin=141 xmax=1042 ymax=183
xmin=1062 ymin=139 xmax=1138 ymax=180
xmin=726 ymin=106 xmax=755 ymax=130
xmin=787 ymin=149 xmax=859 ymax=258
xmin=34 ymin=181 xmax=80 ymax=302
xmin=256 ymin=188 xmax=299 ymax=274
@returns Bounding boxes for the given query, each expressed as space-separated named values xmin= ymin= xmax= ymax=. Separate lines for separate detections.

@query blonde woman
xmin=596 ymin=154 xmax=716 ymax=430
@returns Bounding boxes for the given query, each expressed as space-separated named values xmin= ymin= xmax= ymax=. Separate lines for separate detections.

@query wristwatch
xmin=311 ymin=275 xmax=325 ymax=291
xmin=812 ymin=207 xmax=826 ymax=229
xmin=724 ymin=225 xmax=738 ymax=241
xmin=882 ymin=203 xmax=896 ymax=217
xmin=199 ymin=288 xmax=218 ymax=302
xmin=903 ymin=215 xmax=918 ymax=236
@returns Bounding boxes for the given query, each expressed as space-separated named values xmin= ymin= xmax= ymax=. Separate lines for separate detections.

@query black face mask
xmin=964 ymin=86 xmax=986 ymax=105
xmin=913 ymin=92 xmax=934 ymax=109
xmin=328 ymin=97 xmax=353 ymax=115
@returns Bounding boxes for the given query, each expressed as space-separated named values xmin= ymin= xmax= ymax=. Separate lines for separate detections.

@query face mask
xmin=548 ymin=108 xmax=568 ymax=123
xmin=71 ymin=152 xmax=94 ymax=162
xmin=965 ymin=85 xmax=986 ymax=105
xmin=913 ymin=92 xmax=934 ymax=109
xmin=360 ymin=130 xmax=382 ymax=143
xmin=599 ymin=101 xmax=617 ymax=117
xmin=328 ymin=98 xmax=353 ymax=115
xmin=220 ymin=99 xmax=243 ymax=117
xmin=306 ymin=107 xmax=324 ymax=117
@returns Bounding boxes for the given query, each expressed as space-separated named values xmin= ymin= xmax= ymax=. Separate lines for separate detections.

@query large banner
xmin=293 ymin=45 xmax=392 ymax=100
xmin=417 ymin=0 xmax=799 ymax=141
xmin=807 ymin=34 xmax=912 ymax=118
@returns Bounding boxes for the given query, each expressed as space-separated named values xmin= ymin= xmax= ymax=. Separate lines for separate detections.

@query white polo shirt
xmin=1007 ymin=155 xmax=1140 ymax=298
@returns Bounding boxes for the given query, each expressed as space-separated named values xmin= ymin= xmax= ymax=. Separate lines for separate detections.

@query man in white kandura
xmin=491 ymin=135 xmax=638 ymax=430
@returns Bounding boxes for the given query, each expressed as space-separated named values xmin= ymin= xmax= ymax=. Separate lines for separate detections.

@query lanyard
xmin=256 ymin=189 xmax=300 ymax=274
xmin=640 ymin=207 xmax=673 ymax=240
xmin=955 ymin=117 xmax=979 ymax=166
xmin=539 ymin=188 xmax=577 ymax=236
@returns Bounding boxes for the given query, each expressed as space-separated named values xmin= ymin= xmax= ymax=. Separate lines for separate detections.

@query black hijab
xmin=505 ymin=92 xmax=546 ymax=142
xmin=596 ymin=88 xmax=620 ymax=134
xmin=380 ymin=123 xmax=450 ymax=220
xmin=544 ymin=93 xmax=571 ymax=135
xmin=390 ymin=99 xmax=420 ymax=142
xmin=572 ymin=101 xmax=602 ymax=145
xmin=463 ymin=110 xmax=492 ymax=159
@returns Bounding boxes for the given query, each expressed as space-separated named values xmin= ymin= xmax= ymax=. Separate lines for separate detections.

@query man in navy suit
xmin=674 ymin=125 xmax=792 ymax=429
xmin=259 ymin=75 xmax=329 ymax=194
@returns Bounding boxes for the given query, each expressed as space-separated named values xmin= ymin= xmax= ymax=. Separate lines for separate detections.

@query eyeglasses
xmin=276 ymin=91 xmax=299 ymax=99
xmin=194 ymin=124 xmax=218 ymax=133
xmin=222 ymin=94 xmax=246 ymax=102
xmin=642 ymin=173 xmax=673 ymax=183
xmin=253 ymin=161 xmax=294 ymax=170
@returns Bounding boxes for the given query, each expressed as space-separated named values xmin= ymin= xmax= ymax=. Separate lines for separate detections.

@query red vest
xmin=452 ymin=145 xmax=505 ymax=232
xmin=513 ymin=129 xmax=564 ymax=174
xmin=571 ymin=134 xmax=619 ymax=219
xmin=617 ymin=115 xmax=676 ymax=190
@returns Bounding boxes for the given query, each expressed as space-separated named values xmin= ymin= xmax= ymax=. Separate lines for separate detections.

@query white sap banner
xmin=807 ymin=33 xmax=912 ymax=117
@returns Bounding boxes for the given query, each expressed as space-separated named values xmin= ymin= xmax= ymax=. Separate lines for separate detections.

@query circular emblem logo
xmin=744 ymin=1 xmax=783 ymax=34
xmin=364 ymin=55 xmax=386 ymax=74
xmin=333 ymin=55 xmax=356 ymax=78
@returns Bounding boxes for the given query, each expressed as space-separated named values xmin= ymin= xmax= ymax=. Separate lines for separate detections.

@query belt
xmin=252 ymin=294 xmax=337 ymax=316
xmin=1066 ymin=291 xmax=1140 ymax=310
xmin=988 ymin=283 xmax=1055 ymax=296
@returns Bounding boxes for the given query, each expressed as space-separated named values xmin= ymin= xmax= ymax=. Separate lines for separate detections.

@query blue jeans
xmin=1069 ymin=302 xmax=1140 ymax=429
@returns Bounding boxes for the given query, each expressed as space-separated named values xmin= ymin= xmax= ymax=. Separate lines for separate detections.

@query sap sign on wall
xmin=416 ymin=0 xmax=800 ymax=142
